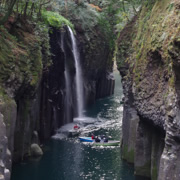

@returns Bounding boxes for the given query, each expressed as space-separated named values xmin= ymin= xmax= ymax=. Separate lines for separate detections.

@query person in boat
xmin=95 ymin=136 xmax=101 ymax=143
xmin=103 ymin=136 xmax=108 ymax=143
xmin=100 ymin=135 xmax=104 ymax=140
xmin=91 ymin=134 xmax=95 ymax=140
xmin=74 ymin=124 xmax=80 ymax=130
xmin=100 ymin=135 xmax=108 ymax=143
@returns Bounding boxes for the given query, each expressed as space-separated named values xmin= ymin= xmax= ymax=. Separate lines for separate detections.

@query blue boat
xmin=79 ymin=137 xmax=94 ymax=142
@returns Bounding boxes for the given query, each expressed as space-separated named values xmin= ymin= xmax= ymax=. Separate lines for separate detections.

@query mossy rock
xmin=151 ymin=164 xmax=158 ymax=180
xmin=122 ymin=144 xmax=135 ymax=163
xmin=0 ymin=19 xmax=50 ymax=98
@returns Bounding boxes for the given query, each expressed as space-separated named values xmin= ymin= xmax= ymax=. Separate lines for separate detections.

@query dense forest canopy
xmin=0 ymin=0 xmax=143 ymax=28
xmin=0 ymin=0 xmax=145 ymax=56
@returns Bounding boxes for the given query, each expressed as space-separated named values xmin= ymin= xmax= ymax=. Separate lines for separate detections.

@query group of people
xmin=91 ymin=134 xmax=108 ymax=143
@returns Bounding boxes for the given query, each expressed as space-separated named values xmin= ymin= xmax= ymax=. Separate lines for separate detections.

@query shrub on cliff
xmin=42 ymin=11 xmax=74 ymax=30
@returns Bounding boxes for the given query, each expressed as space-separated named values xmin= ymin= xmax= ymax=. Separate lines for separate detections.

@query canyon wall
xmin=117 ymin=0 xmax=180 ymax=179
xmin=0 ymin=16 xmax=114 ymax=179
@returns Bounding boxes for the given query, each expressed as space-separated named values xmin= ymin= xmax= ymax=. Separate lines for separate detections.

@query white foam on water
xmin=52 ymin=133 xmax=67 ymax=140
xmin=52 ymin=122 xmax=82 ymax=140
xmin=52 ymin=116 xmax=98 ymax=139
xmin=73 ymin=117 xmax=97 ymax=124
xmin=57 ymin=123 xmax=76 ymax=132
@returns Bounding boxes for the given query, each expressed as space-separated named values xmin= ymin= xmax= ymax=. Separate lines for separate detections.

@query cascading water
xmin=60 ymin=31 xmax=72 ymax=123
xmin=68 ymin=26 xmax=84 ymax=118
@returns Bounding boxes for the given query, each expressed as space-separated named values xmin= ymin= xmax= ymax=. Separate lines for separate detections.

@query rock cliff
xmin=117 ymin=0 xmax=180 ymax=179
xmin=75 ymin=24 xmax=115 ymax=105
xmin=0 ymin=15 xmax=114 ymax=179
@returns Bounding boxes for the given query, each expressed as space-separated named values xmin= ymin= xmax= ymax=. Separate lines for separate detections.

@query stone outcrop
xmin=117 ymin=0 xmax=180 ymax=179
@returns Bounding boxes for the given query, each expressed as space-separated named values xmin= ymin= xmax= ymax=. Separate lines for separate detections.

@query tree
xmin=0 ymin=0 xmax=17 ymax=25
xmin=0 ymin=0 xmax=53 ymax=25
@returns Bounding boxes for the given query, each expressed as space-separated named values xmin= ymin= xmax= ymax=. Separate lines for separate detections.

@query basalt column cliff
xmin=117 ymin=0 xmax=180 ymax=179
xmin=0 ymin=19 xmax=114 ymax=179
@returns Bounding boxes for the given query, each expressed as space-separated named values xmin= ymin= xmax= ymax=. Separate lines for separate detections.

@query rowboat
xmin=79 ymin=137 xmax=120 ymax=146
xmin=79 ymin=137 xmax=94 ymax=142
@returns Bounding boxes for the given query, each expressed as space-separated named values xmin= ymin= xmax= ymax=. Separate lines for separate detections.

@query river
xmin=11 ymin=70 xmax=146 ymax=180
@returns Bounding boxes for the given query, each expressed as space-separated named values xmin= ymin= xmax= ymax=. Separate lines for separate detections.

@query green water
xmin=11 ymin=71 xmax=146 ymax=180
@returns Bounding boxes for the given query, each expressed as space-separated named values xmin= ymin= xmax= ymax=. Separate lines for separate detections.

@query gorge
xmin=0 ymin=0 xmax=180 ymax=180
xmin=0 ymin=2 xmax=115 ymax=179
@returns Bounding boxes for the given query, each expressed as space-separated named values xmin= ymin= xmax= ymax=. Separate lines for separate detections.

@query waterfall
xmin=68 ymin=26 xmax=84 ymax=118
xmin=60 ymin=31 xmax=72 ymax=123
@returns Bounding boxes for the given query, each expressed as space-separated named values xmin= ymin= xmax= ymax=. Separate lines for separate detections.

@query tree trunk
xmin=38 ymin=0 xmax=50 ymax=16
xmin=23 ymin=1 xmax=29 ymax=18
xmin=0 ymin=0 xmax=17 ymax=25
xmin=30 ymin=3 xmax=35 ymax=17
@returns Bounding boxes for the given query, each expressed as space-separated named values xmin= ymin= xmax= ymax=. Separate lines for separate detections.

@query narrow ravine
xmin=11 ymin=70 xmax=137 ymax=180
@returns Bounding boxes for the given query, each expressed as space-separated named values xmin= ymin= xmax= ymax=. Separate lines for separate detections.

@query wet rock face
xmin=76 ymin=26 xmax=115 ymax=106
xmin=39 ymin=29 xmax=66 ymax=140
xmin=121 ymin=104 xmax=139 ymax=163
xmin=0 ymin=113 xmax=11 ymax=180
xmin=117 ymin=0 xmax=180 ymax=179
xmin=13 ymin=97 xmax=41 ymax=162
xmin=96 ymin=72 xmax=115 ymax=99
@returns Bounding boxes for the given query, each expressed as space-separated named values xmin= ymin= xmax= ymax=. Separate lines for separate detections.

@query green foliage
xmin=0 ymin=23 xmax=43 ymax=96
xmin=41 ymin=11 xmax=74 ymax=29
xmin=35 ymin=22 xmax=52 ymax=68
xmin=51 ymin=0 xmax=100 ymax=31
xmin=0 ymin=0 xmax=53 ymax=24
xmin=98 ymin=13 xmax=115 ymax=50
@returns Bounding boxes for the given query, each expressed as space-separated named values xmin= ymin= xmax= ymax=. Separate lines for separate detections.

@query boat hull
xmin=79 ymin=137 xmax=94 ymax=142
xmin=93 ymin=141 xmax=120 ymax=146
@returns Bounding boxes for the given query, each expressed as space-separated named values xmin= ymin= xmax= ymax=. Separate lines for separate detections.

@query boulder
xmin=30 ymin=144 xmax=43 ymax=157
